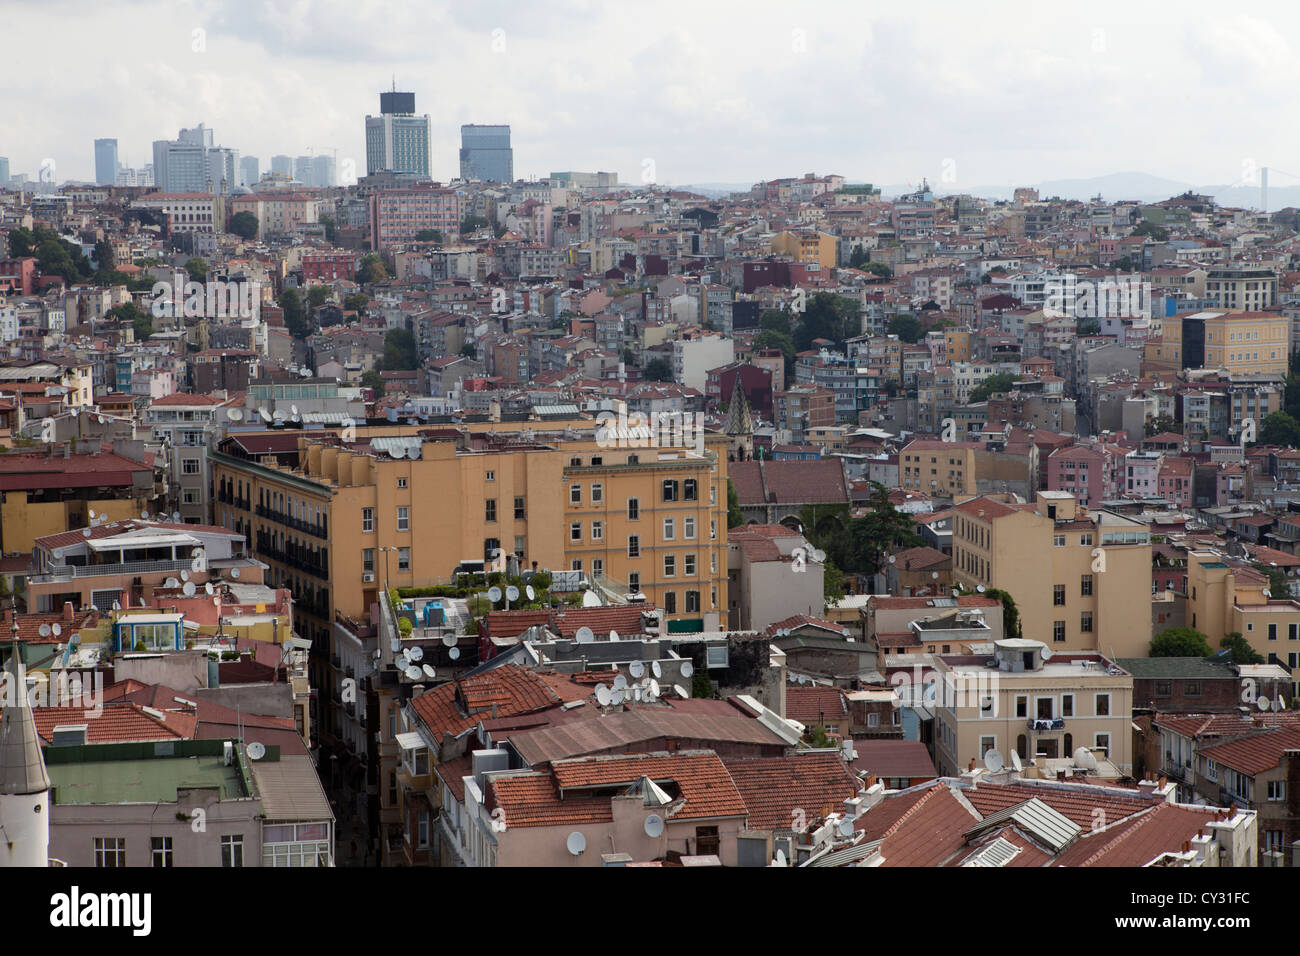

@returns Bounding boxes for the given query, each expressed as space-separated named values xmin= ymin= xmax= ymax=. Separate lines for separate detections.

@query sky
xmin=4 ymin=0 xmax=1300 ymax=194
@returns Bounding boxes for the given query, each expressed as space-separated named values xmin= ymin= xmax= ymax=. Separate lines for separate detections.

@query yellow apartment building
xmin=944 ymin=328 xmax=973 ymax=364
xmin=952 ymin=491 xmax=1153 ymax=657
xmin=1147 ymin=311 xmax=1289 ymax=378
xmin=769 ymin=230 xmax=838 ymax=271
xmin=1185 ymin=551 xmax=1300 ymax=670
xmin=899 ymin=439 xmax=978 ymax=499
xmin=932 ymin=639 xmax=1134 ymax=776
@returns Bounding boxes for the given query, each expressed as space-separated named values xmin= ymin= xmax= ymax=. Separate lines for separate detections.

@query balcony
xmin=1026 ymin=717 xmax=1066 ymax=732
xmin=29 ymin=557 xmax=196 ymax=584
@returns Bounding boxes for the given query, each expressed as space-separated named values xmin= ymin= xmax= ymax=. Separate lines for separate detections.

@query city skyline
xmin=3 ymin=0 xmax=1298 ymax=191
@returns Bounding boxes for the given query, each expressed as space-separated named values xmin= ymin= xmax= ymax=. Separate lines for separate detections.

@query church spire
xmin=0 ymin=607 xmax=49 ymax=797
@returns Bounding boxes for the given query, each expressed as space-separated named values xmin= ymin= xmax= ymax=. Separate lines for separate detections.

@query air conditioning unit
xmin=363 ymin=572 xmax=375 ymax=583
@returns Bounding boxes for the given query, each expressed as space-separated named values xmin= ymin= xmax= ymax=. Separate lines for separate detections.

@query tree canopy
xmin=969 ymin=373 xmax=1017 ymax=403
xmin=887 ymin=314 xmax=922 ymax=344
xmin=642 ymin=357 xmax=673 ymax=382
xmin=1259 ymin=411 xmax=1300 ymax=447
xmin=228 ymin=211 xmax=258 ymax=240
xmin=1150 ymin=626 xmax=1213 ymax=657
xmin=793 ymin=292 xmax=859 ymax=351
xmin=279 ymin=287 xmax=310 ymax=339
xmin=382 ymin=328 xmax=419 ymax=371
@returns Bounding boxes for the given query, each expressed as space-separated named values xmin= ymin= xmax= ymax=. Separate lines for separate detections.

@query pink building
xmin=1124 ymin=450 xmax=1162 ymax=498
xmin=368 ymin=185 xmax=460 ymax=250
xmin=1046 ymin=444 xmax=1113 ymax=505
xmin=1156 ymin=456 xmax=1193 ymax=509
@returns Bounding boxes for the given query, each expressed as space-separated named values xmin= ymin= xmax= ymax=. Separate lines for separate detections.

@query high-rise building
xmin=152 ymin=124 xmax=238 ymax=194
xmin=311 ymin=154 xmax=336 ymax=189
xmin=93 ymin=138 xmax=118 ymax=186
xmin=271 ymin=155 xmax=293 ymax=177
xmin=0 ymin=157 xmax=9 ymax=185
xmin=364 ymin=90 xmax=431 ymax=177
xmin=294 ymin=155 xmax=314 ymax=186
xmin=459 ymin=124 xmax=513 ymax=183
xmin=240 ymin=155 xmax=260 ymax=187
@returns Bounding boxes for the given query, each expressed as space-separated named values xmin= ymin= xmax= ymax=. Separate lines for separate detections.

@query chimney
xmin=63 ymin=601 xmax=75 ymax=623
xmin=968 ymin=758 xmax=976 ymax=772
xmin=1056 ymin=769 xmax=1066 ymax=781
xmin=1137 ymin=778 xmax=1158 ymax=798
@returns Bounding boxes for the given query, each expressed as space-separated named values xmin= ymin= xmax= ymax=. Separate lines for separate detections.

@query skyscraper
xmin=365 ymin=89 xmax=431 ymax=177
xmin=0 ymin=157 xmax=9 ymax=185
xmin=294 ymin=155 xmax=314 ymax=186
xmin=152 ymin=124 xmax=238 ymax=193
xmin=93 ymin=138 xmax=118 ymax=186
xmin=459 ymin=125 xmax=513 ymax=183
xmin=312 ymin=154 xmax=336 ymax=189
xmin=240 ymin=155 xmax=260 ymax=187
xmin=270 ymin=155 xmax=293 ymax=177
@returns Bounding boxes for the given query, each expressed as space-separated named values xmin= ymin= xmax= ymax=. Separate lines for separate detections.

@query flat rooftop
xmin=47 ymin=754 xmax=248 ymax=805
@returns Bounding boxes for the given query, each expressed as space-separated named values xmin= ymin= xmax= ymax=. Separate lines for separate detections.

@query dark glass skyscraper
xmin=459 ymin=125 xmax=513 ymax=183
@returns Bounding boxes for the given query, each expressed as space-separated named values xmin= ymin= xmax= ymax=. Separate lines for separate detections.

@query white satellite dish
xmin=82 ymin=528 xmax=92 ymax=537
xmin=525 ymin=585 xmax=536 ymax=601
xmin=774 ymin=849 xmax=787 ymax=867
xmin=611 ymin=689 xmax=625 ymax=705
xmin=612 ymin=674 xmax=627 ymax=691
xmin=391 ymin=446 xmax=406 ymax=459
xmin=408 ymin=646 xmax=423 ymax=662
xmin=837 ymin=816 xmax=855 ymax=838
xmin=422 ymin=664 xmax=437 ymax=679
xmin=488 ymin=586 xmax=503 ymax=603
xmin=246 ymin=742 xmax=267 ymax=761
xmin=652 ymin=661 xmax=662 ymax=679
xmin=609 ymin=629 xmax=620 ymax=642
xmin=141 ymin=511 xmax=149 ymax=520
xmin=649 ymin=679 xmax=660 ymax=699
xmin=1040 ymin=647 xmax=1052 ymax=661
xmin=629 ymin=661 xmax=645 ymax=679
xmin=88 ymin=509 xmax=96 ymax=519
xmin=674 ymin=684 xmax=689 ymax=699
xmin=581 ymin=591 xmax=602 ymax=608
xmin=506 ymin=585 xmax=520 ymax=602
xmin=575 ymin=626 xmax=595 ymax=644
xmin=231 ymin=568 xmax=240 ymax=579
xmin=566 ymin=832 xmax=586 ymax=856
xmin=405 ymin=665 xmax=422 ymax=681
xmin=172 ymin=511 xmax=181 ymax=522
xmin=51 ymin=624 xmax=62 ymax=637
xmin=644 ymin=814 xmax=665 ymax=838
xmin=976 ymin=584 xmax=986 ymax=592
xmin=38 ymin=624 xmax=51 ymax=637
xmin=888 ymin=555 xmax=896 ymax=564
xmin=181 ymin=571 xmax=190 ymax=582
xmin=442 ymin=634 xmax=456 ymax=648
xmin=984 ymin=749 xmax=1004 ymax=773
xmin=449 ymin=647 xmax=460 ymax=660
xmin=1074 ymin=747 xmax=1098 ymax=771
xmin=205 ymin=583 xmax=214 ymax=596
xmin=680 ymin=661 xmax=694 ymax=678
xmin=1010 ymin=750 xmax=1023 ymax=772
xmin=595 ymin=685 xmax=612 ymax=707
xmin=183 ymin=582 xmax=196 ymax=597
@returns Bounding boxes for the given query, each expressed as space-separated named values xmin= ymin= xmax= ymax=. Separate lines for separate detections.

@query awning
xmin=88 ymin=533 xmax=200 ymax=550
xmin=395 ymin=732 xmax=425 ymax=751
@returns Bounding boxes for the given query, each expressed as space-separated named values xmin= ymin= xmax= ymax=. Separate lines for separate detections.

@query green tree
xmin=1220 ymin=632 xmax=1264 ymax=665
xmin=1254 ymin=564 xmax=1290 ymax=599
xmin=460 ymin=215 xmax=490 ymax=234
xmin=360 ymin=369 xmax=386 ymax=397
xmin=1131 ymin=221 xmax=1170 ymax=242
xmin=414 ymin=229 xmax=444 ymax=243
xmin=184 ymin=257 xmax=208 ymax=283
xmin=642 ymin=357 xmax=673 ymax=382
xmin=983 ymin=588 xmax=1023 ymax=640
xmin=1077 ymin=319 xmax=1101 ymax=336
xmin=320 ymin=214 xmax=336 ymax=243
xmin=864 ymin=261 xmax=893 ymax=279
xmin=228 ymin=211 xmax=259 ymax=240
xmin=887 ymin=314 xmax=922 ymax=343
xmin=1150 ymin=626 xmax=1213 ymax=657
xmin=7 ymin=227 xmax=34 ymax=258
xmin=343 ymin=293 xmax=369 ymax=313
xmin=306 ymin=285 xmax=331 ymax=310
xmin=1259 ymin=411 xmax=1300 ymax=447
xmin=460 ymin=343 xmax=477 ymax=359
xmin=727 ymin=479 xmax=744 ymax=529
xmin=848 ymin=246 xmax=871 ymax=269
xmin=691 ymin=669 xmax=713 ymax=699
xmin=92 ymin=239 xmax=116 ymax=274
xmin=108 ymin=302 xmax=150 ymax=340
xmin=382 ymin=328 xmax=419 ymax=371
xmin=753 ymin=328 xmax=796 ymax=375
xmin=759 ymin=309 xmax=792 ymax=336
xmin=355 ymin=253 xmax=388 ymax=285
xmin=1145 ymin=414 xmax=1180 ymax=437
xmin=279 ymin=287 xmax=309 ymax=339
xmin=824 ymin=482 xmax=920 ymax=576
xmin=822 ymin=556 xmax=846 ymax=605
xmin=793 ymin=292 xmax=859 ymax=351
xmin=969 ymin=373 xmax=1017 ymax=403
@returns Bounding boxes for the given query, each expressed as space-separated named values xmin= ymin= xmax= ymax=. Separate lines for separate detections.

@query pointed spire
xmin=723 ymin=377 xmax=753 ymax=436
xmin=0 ymin=607 xmax=50 ymax=796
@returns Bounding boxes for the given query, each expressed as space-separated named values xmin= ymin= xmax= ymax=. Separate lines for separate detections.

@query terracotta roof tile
xmin=723 ymin=752 xmax=860 ymax=830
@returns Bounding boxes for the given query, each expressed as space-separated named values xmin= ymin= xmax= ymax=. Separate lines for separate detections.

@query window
xmin=1265 ymin=829 xmax=1285 ymax=853
xmin=182 ymin=488 xmax=200 ymax=505
xmin=570 ymin=522 xmax=582 ymax=542
xmin=363 ymin=549 xmax=375 ymax=573
xmin=1015 ymin=695 xmax=1028 ymax=718
xmin=1154 ymin=680 xmax=1172 ymax=697
xmin=485 ymin=470 xmax=495 ymax=481
xmin=1053 ymin=620 xmax=1066 ymax=643
xmin=514 ymin=497 xmax=526 ymax=519
xmin=685 ymin=590 xmax=700 ymax=613
xmin=1269 ymin=623 xmax=1277 ymax=641
xmin=397 ymin=477 xmax=408 ymax=489
xmin=591 ymin=520 xmax=603 ymax=541
xmin=1080 ymin=611 xmax=1093 ymax=633
xmin=152 ymin=836 xmax=173 ymax=868
xmin=664 ymin=554 xmax=676 ymax=577
xmin=662 ymin=479 xmax=679 ymax=502
xmin=592 ymin=558 xmax=603 ymax=576
xmin=221 ymin=835 xmax=244 ymax=867
xmin=397 ymin=506 xmax=410 ymax=531
xmin=664 ymin=591 xmax=677 ymax=613
xmin=710 ymin=519 xmax=717 ymax=540
xmin=182 ymin=457 xmax=200 ymax=475
xmin=627 ymin=498 xmax=640 ymax=520
xmin=684 ymin=553 xmax=696 ymax=576
xmin=1053 ymin=584 xmax=1065 ymax=606
xmin=483 ymin=500 xmax=495 ymax=523
xmin=1184 ymin=680 xmax=1201 ymax=697
xmin=570 ymin=484 xmax=582 ymax=505
xmin=684 ymin=478 xmax=698 ymax=501
xmin=1053 ymin=534 xmax=1065 ymax=547
xmin=695 ymin=825 xmax=720 ymax=856
xmin=1267 ymin=780 xmax=1286 ymax=801
xmin=1081 ymin=574 xmax=1093 ymax=596
xmin=628 ymin=535 xmax=640 ymax=558
xmin=979 ymin=735 xmax=996 ymax=758
xmin=398 ymin=547 xmax=410 ymax=572
xmin=980 ymin=696 xmax=995 ymax=717
xmin=1061 ymin=694 xmax=1074 ymax=717
xmin=94 ymin=837 xmax=125 ymax=867
xmin=1094 ymin=733 xmax=1110 ymax=756
xmin=628 ymin=572 xmax=640 ymax=593
xmin=684 ymin=516 xmax=696 ymax=539
xmin=1095 ymin=694 xmax=1110 ymax=716
xmin=418 ymin=811 xmax=430 ymax=848
xmin=663 ymin=517 xmax=675 ymax=540
xmin=362 ymin=508 xmax=374 ymax=533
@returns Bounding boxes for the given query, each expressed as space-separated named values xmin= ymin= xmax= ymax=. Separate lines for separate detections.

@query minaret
xmin=722 ymin=377 xmax=754 ymax=462
xmin=0 ymin=609 xmax=50 ymax=867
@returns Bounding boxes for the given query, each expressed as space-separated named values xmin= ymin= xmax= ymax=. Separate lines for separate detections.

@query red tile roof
xmin=784 ymin=685 xmax=848 ymax=725
xmin=723 ymin=752 xmax=860 ymax=830
xmin=961 ymin=781 xmax=1158 ymax=829
xmin=1199 ymin=725 xmax=1300 ymax=776
xmin=857 ymin=784 xmax=981 ymax=866
xmin=1053 ymin=803 xmax=1224 ymax=867
xmin=848 ymin=740 xmax=938 ymax=780
xmin=32 ymin=702 xmax=197 ymax=743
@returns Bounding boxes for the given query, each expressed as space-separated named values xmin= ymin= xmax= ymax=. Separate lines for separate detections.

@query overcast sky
xmin=4 ymin=0 xmax=1298 ymax=193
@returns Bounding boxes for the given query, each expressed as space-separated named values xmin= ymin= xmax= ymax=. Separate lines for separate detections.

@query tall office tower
xmin=459 ymin=125 xmax=513 ymax=183
xmin=152 ymin=124 xmax=238 ymax=193
xmin=0 ymin=157 xmax=9 ymax=185
xmin=240 ymin=156 xmax=260 ymax=187
xmin=312 ymin=154 xmax=336 ymax=188
xmin=364 ymin=89 xmax=431 ymax=177
xmin=93 ymin=138 xmax=118 ymax=186
xmin=271 ymin=155 xmax=293 ymax=177
xmin=293 ymin=155 xmax=314 ymax=186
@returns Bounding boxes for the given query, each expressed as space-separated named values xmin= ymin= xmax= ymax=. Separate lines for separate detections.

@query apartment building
xmin=932 ymin=638 xmax=1134 ymax=777
xmin=1150 ymin=311 xmax=1289 ymax=377
xmin=898 ymin=439 xmax=978 ymax=499
xmin=1205 ymin=267 xmax=1277 ymax=312
xmin=369 ymin=186 xmax=460 ymax=251
xmin=952 ymin=491 xmax=1153 ymax=656
xmin=1185 ymin=550 xmax=1300 ymax=677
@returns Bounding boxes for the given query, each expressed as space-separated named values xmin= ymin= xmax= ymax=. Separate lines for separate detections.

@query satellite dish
xmin=888 ymin=555 xmax=897 ymax=564
xmin=111 ymin=601 xmax=121 ymax=611
xmin=644 ymin=814 xmax=665 ymax=838
xmin=390 ymin=638 xmax=402 ymax=653
xmin=611 ymin=689 xmax=625 ymax=705
xmin=488 ymin=586 xmax=503 ymax=603
xmin=141 ymin=511 xmax=149 ymax=520
xmin=774 ymin=849 xmax=787 ymax=867
xmin=976 ymin=585 xmax=986 ymax=592
xmin=649 ymin=679 xmax=660 ymax=699
xmin=680 ymin=661 xmax=694 ymax=678
xmin=52 ymin=624 xmax=63 ymax=637
xmin=984 ymin=749 xmax=1004 ymax=773
xmin=422 ymin=663 xmax=437 ymax=679
xmin=652 ymin=661 xmax=662 ymax=679
xmin=582 ymin=591 xmax=602 ymax=608
xmin=408 ymin=646 xmax=423 ymax=662
xmin=391 ymin=446 xmax=407 ymax=459
xmin=183 ymin=582 xmax=196 ymax=597
xmin=525 ymin=585 xmax=536 ymax=601
xmin=246 ymin=742 xmax=267 ymax=761
xmin=1010 ymin=750 xmax=1023 ymax=772
xmin=88 ymin=509 xmax=96 ymax=519
xmin=1074 ymin=747 xmax=1098 ymax=770
xmin=442 ymin=634 xmax=456 ymax=648
xmin=38 ymin=624 xmax=51 ymax=637
xmin=172 ymin=511 xmax=181 ymax=522
xmin=449 ymin=647 xmax=460 ymax=660
xmin=205 ymin=583 xmax=214 ymax=595
xmin=673 ymin=684 xmax=689 ymax=698
xmin=181 ymin=571 xmax=190 ymax=582
xmin=613 ymin=674 xmax=627 ymax=691
xmin=595 ymin=685 xmax=612 ymax=706
xmin=405 ymin=665 xmax=422 ymax=681
xmin=82 ymin=528 xmax=92 ymax=537
xmin=231 ymin=568 xmax=240 ymax=579
xmin=506 ymin=585 xmax=520 ymax=602
xmin=609 ymin=630 xmax=620 ymax=642
xmin=1041 ymin=648 xmax=1052 ymax=660
xmin=838 ymin=816 xmax=855 ymax=838
xmin=575 ymin=626 xmax=595 ymax=644
xmin=566 ymin=832 xmax=586 ymax=856
xmin=629 ymin=661 xmax=645 ymax=679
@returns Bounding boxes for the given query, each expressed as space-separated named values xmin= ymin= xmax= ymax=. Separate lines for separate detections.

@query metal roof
xmin=249 ymin=754 xmax=334 ymax=823
xmin=964 ymin=797 xmax=1080 ymax=852
xmin=962 ymin=836 xmax=1023 ymax=867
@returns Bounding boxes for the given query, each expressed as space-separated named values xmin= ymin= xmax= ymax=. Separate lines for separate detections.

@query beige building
xmin=952 ymin=491 xmax=1153 ymax=657
xmin=727 ymin=524 xmax=825 ymax=631
xmin=932 ymin=639 xmax=1134 ymax=776
xmin=1186 ymin=551 xmax=1300 ymax=675
xmin=1148 ymin=310 xmax=1289 ymax=377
